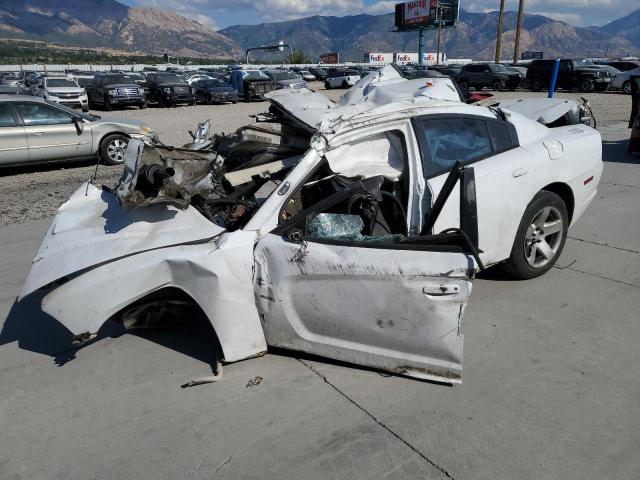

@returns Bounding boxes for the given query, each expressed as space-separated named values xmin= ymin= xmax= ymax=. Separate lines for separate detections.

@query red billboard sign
xmin=320 ymin=52 xmax=339 ymax=64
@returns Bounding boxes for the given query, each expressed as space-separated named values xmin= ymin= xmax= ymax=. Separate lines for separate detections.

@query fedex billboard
xmin=365 ymin=52 xmax=393 ymax=64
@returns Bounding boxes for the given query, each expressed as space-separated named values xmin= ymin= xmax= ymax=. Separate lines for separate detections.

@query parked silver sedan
xmin=0 ymin=95 xmax=155 ymax=166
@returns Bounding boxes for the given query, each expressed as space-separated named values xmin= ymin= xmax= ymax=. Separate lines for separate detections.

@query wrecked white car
xmin=20 ymin=81 xmax=602 ymax=384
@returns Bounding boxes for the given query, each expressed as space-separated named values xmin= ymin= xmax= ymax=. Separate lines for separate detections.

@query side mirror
xmin=73 ymin=117 xmax=84 ymax=135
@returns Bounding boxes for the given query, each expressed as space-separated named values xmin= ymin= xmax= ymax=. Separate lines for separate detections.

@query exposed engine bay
xmin=115 ymin=114 xmax=409 ymax=237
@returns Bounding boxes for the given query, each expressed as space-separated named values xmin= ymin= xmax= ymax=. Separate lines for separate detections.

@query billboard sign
xmin=521 ymin=51 xmax=544 ymax=60
xmin=320 ymin=52 xmax=340 ymax=64
xmin=394 ymin=0 xmax=459 ymax=31
xmin=365 ymin=52 xmax=393 ymax=64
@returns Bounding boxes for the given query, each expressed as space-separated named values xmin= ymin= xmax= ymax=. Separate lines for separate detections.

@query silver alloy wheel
xmin=523 ymin=206 xmax=564 ymax=268
xmin=622 ymin=81 xmax=631 ymax=95
xmin=106 ymin=138 xmax=128 ymax=164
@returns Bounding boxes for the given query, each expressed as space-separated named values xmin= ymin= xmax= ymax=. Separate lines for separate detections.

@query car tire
xmin=579 ymin=79 xmax=595 ymax=93
xmin=139 ymin=101 xmax=147 ymax=109
xmin=99 ymin=134 xmax=129 ymax=166
xmin=104 ymin=96 xmax=113 ymax=111
xmin=622 ymin=81 xmax=631 ymax=95
xmin=325 ymin=81 xmax=331 ymax=90
xmin=492 ymin=79 xmax=504 ymax=91
xmin=341 ymin=80 xmax=349 ymax=89
xmin=206 ymin=93 xmax=213 ymax=105
xmin=82 ymin=106 xmax=89 ymax=113
xmin=530 ymin=78 xmax=543 ymax=91
xmin=503 ymin=191 xmax=569 ymax=280
xmin=191 ymin=98 xmax=197 ymax=106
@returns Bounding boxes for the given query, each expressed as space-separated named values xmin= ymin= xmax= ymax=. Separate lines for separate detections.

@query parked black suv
xmin=86 ymin=73 xmax=147 ymax=110
xmin=527 ymin=59 xmax=612 ymax=93
xmin=143 ymin=72 xmax=195 ymax=107
xmin=457 ymin=63 xmax=520 ymax=91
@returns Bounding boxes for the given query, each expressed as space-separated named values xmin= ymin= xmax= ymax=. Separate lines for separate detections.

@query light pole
xmin=513 ymin=0 xmax=525 ymax=64
xmin=494 ymin=0 xmax=505 ymax=63
xmin=436 ymin=1 xmax=450 ymax=66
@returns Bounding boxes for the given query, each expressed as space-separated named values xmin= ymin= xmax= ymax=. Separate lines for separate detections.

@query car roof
xmin=0 ymin=94 xmax=46 ymax=102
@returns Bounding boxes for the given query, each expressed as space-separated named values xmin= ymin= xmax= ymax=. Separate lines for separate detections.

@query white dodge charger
xmin=20 ymin=72 xmax=602 ymax=384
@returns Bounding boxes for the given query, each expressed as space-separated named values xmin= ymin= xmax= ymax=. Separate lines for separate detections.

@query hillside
xmin=0 ymin=0 xmax=241 ymax=59
xmin=220 ymin=8 xmax=639 ymax=61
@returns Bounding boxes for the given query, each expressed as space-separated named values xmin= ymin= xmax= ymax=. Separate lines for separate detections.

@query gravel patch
xmin=0 ymin=84 xmax=632 ymax=226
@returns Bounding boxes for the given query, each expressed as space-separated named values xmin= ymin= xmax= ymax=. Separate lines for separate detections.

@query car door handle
xmin=512 ymin=168 xmax=528 ymax=178
xmin=30 ymin=131 xmax=44 ymax=136
xmin=423 ymin=284 xmax=460 ymax=296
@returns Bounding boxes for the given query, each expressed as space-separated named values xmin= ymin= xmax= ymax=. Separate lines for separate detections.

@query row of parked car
xmin=422 ymin=58 xmax=640 ymax=94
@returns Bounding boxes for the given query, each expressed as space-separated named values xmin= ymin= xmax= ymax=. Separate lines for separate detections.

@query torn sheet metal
xmin=20 ymin=181 xmax=222 ymax=298
xmin=324 ymin=131 xmax=404 ymax=181
xmin=496 ymin=98 xmax=596 ymax=127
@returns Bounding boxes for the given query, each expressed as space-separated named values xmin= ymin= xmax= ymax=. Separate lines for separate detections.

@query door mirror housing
xmin=73 ymin=117 xmax=84 ymax=135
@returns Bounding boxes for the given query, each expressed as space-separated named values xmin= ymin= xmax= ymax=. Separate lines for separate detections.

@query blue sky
xmin=119 ymin=0 xmax=638 ymax=30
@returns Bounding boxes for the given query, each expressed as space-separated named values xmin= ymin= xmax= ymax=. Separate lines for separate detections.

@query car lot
xmin=0 ymin=83 xmax=639 ymax=479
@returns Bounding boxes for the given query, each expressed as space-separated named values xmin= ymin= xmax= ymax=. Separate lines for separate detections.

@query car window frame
xmin=412 ymin=113 xmax=520 ymax=180
xmin=12 ymin=100 xmax=77 ymax=127
xmin=0 ymin=102 xmax=21 ymax=128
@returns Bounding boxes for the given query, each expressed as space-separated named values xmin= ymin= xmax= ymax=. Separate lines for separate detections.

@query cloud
xmin=464 ymin=0 xmax=637 ymax=26
xmin=128 ymin=0 xmax=638 ymax=28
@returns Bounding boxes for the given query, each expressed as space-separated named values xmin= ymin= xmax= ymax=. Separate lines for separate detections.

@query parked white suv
xmin=36 ymin=76 xmax=89 ymax=112
xmin=325 ymin=70 xmax=361 ymax=89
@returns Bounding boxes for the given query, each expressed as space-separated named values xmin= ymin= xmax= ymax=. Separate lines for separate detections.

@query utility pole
xmin=494 ymin=0 xmax=505 ymax=63
xmin=436 ymin=1 xmax=442 ymax=65
xmin=513 ymin=0 xmax=525 ymax=64
xmin=418 ymin=28 xmax=425 ymax=66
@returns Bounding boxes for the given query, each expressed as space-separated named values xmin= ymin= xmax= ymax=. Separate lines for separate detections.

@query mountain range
xmin=0 ymin=0 xmax=638 ymax=61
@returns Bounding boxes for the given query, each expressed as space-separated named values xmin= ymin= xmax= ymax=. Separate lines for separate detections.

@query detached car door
xmin=0 ymin=102 xmax=29 ymax=165
xmin=13 ymin=101 xmax=92 ymax=162
xmin=253 ymin=192 xmax=475 ymax=384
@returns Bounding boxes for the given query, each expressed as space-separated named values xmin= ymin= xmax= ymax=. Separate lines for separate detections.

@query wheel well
xmin=112 ymin=286 xmax=224 ymax=359
xmin=98 ymin=131 xmax=129 ymax=150
xmin=541 ymin=183 xmax=574 ymax=223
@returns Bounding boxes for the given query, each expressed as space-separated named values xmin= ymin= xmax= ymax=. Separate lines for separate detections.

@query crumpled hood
xmin=20 ymin=182 xmax=223 ymax=299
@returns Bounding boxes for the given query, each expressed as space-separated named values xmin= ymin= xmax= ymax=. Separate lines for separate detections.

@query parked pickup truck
xmin=86 ymin=73 xmax=147 ymax=110
xmin=143 ymin=72 xmax=196 ymax=107
xmin=527 ymin=59 xmax=613 ymax=93
xmin=35 ymin=76 xmax=89 ymax=112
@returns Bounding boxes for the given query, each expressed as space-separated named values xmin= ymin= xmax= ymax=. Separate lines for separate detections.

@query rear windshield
xmin=245 ymin=70 xmax=268 ymax=80
xmin=46 ymin=78 xmax=79 ymax=88
xmin=268 ymin=71 xmax=299 ymax=81
xmin=156 ymin=73 xmax=185 ymax=83
xmin=201 ymin=79 xmax=228 ymax=87
xmin=490 ymin=64 xmax=507 ymax=73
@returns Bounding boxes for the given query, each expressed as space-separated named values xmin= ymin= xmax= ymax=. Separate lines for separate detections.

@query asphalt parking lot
xmin=0 ymin=85 xmax=639 ymax=480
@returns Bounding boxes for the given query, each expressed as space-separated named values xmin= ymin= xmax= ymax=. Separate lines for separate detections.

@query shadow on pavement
xmin=0 ymin=292 xmax=220 ymax=370
xmin=0 ymin=158 xmax=99 ymax=177
xmin=603 ymin=138 xmax=638 ymax=164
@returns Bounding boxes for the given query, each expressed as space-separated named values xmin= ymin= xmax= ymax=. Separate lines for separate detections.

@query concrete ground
xmin=1 ymin=121 xmax=639 ymax=477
